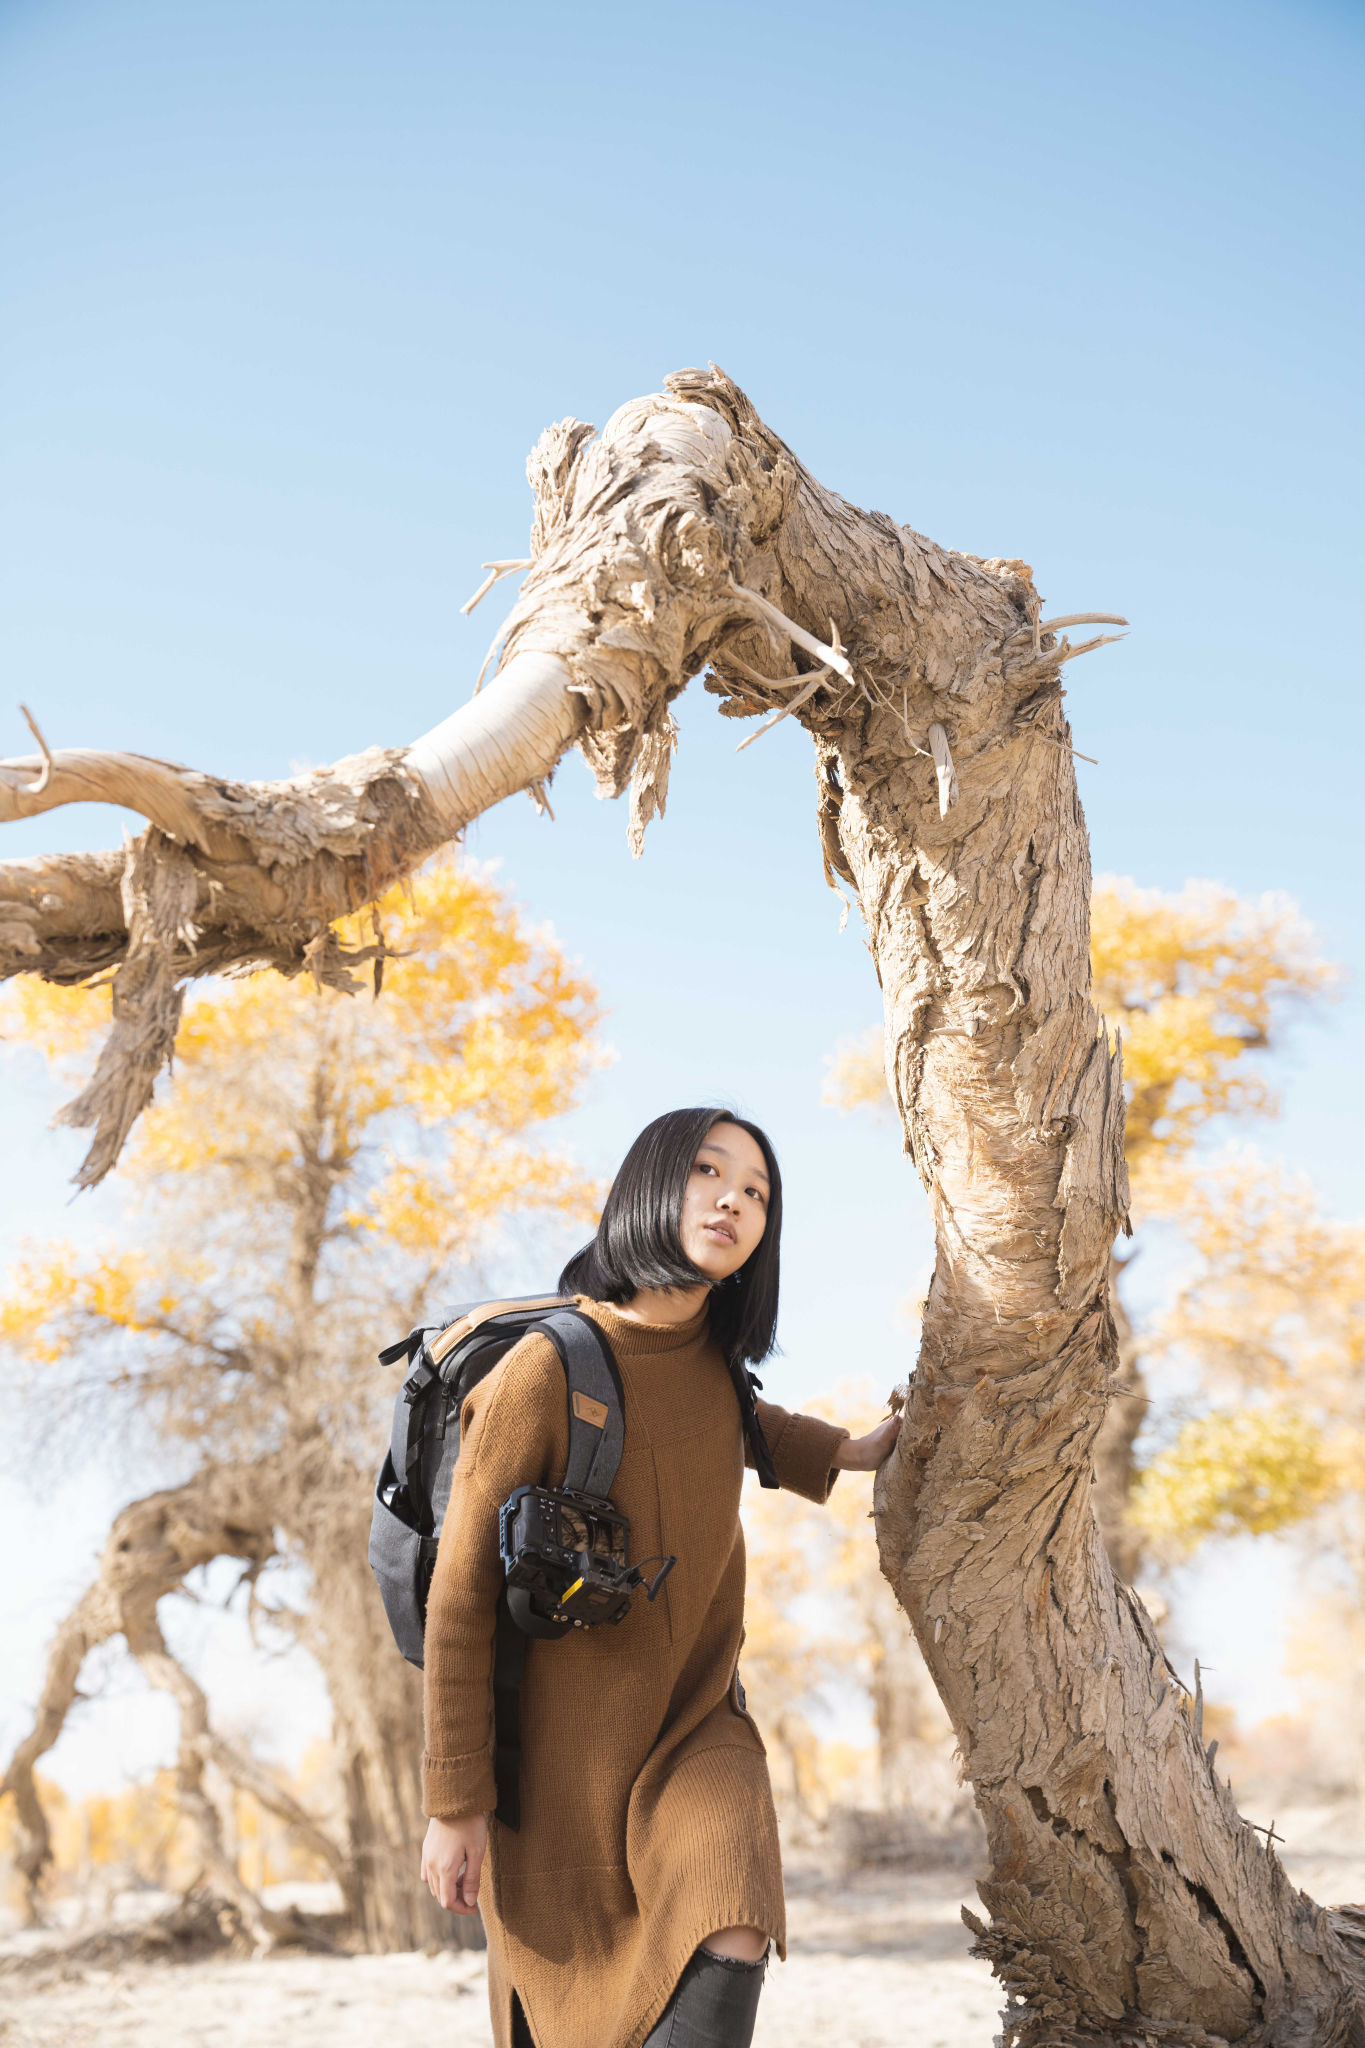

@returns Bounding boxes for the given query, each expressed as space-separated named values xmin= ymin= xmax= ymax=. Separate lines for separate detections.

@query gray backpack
xmin=368 ymin=1296 xmax=622 ymax=1667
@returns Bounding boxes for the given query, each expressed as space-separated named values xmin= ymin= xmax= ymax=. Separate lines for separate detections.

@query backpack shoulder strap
xmin=429 ymin=1294 xmax=567 ymax=1369
xmin=524 ymin=1304 xmax=778 ymax=1494
xmin=728 ymin=1360 xmax=779 ymax=1489
xmin=533 ymin=1307 xmax=627 ymax=1500
xmin=376 ymin=1295 xmax=567 ymax=1371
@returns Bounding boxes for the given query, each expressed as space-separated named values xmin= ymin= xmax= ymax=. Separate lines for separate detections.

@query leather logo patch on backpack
xmin=572 ymin=1390 xmax=608 ymax=1430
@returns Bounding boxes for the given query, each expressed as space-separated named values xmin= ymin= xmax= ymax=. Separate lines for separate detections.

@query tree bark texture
xmin=1091 ymin=1253 xmax=1150 ymax=1589
xmin=4 ymin=367 xmax=1362 ymax=2038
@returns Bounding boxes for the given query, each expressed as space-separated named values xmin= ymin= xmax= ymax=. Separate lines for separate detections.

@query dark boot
xmin=642 ymin=1945 xmax=767 ymax=2048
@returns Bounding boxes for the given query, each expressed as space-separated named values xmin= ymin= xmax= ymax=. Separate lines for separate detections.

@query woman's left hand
xmin=834 ymin=1413 xmax=901 ymax=1471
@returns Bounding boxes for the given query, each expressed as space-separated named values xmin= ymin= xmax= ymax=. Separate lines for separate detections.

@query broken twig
xmin=735 ymin=667 xmax=832 ymax=752
xmin=1036 ymin=613 xmax=1128 ymax=635
xmin=724 ymin=650 xmax=835 ymax=693
xmin=461 ymin=559 xmax=532 ymax=617
xmin=928 ymin=723 xmax=958 ymax=816
xmin=1027 ymin=728 xmax=1099 ymax=766
xmin=473 ymin=607 xmax=521 ymax=694
xmin=733 ymin=587 xmax=855 ymax=683
xmin=1057 ymin=632 xmax=1128 ymax=665
xmin=18 ymin=704 xmax=53 ymax=795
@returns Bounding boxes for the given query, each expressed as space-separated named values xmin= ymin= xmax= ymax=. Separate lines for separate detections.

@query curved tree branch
xmin=0 ymin=1460 xmax=347 ymax=1938
xmin=2 ymin=376 xmax=1058 ymax=1180
xmin=0 ymin=1577 xmax=112 ymax=1923
xmin=122 ymin=1607 xmax=298 ymax=1952
xmin=0 ymin=748 xmax=254 ymax=853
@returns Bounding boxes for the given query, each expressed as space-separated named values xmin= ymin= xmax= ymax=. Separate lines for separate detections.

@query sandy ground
xmin=0 ymin=1864 xmax=999 ymax=2048
xmin=5 ymin=1815 xmax=1365 ymax=2048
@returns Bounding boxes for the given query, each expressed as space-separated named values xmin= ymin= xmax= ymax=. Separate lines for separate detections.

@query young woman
xmin=420 ymin=1107 xmax=899 ymax=2048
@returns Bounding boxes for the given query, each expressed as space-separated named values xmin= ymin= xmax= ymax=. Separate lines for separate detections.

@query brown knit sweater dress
xmin=421 ymin=1296 xmax=847 ymax=2048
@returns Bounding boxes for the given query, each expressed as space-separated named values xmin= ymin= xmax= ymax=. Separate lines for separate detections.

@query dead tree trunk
xmin=3 ymin=366 xmax=1362 ymax=2040
xmin=294 ymin=1484 xmax=483 ymax=1952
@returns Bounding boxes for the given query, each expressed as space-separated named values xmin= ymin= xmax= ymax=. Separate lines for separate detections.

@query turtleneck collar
xmin=576 ymin=1295 xmax=711 ymax=1359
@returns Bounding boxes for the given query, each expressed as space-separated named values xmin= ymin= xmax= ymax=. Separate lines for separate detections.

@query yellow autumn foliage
xmin=1129 ymin=1153 xmax=1365 ymax=1557
xmin=0 ymin=853 xmax=604 ymax=1461
xmin=0 ymin=1764 xmax=334 ymax=1909
xmin=824 ymin=877 xmax=1334 ymax=1203
xmin=1089 ymin=880 xmax=1334 ymax=1178
xmin=1142 ymin=1154 xmax=1365 ymax=1406
xmin=1130 ymin=1405 xmax=1336 ymax=1551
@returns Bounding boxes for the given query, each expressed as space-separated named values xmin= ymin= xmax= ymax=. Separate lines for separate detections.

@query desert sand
xmin=4 ymin=1813 xmax=1363 ymax=2048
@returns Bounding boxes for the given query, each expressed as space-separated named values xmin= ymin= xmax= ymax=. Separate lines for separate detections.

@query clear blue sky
xmin=1 ymin=0 xmax=1361 ymax=1790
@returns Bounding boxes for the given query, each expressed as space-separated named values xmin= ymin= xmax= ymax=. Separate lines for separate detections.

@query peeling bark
xmin=4 ymin=366 xmax=1362 ymax=2037
xmin=53 ymin=833 xmax=199 ymax=1187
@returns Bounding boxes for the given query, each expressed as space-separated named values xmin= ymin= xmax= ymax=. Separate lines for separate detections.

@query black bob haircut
xmin=558 ymin=1107 xmax=781 ymax=1370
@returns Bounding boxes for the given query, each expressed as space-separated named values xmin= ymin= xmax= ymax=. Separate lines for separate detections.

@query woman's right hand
xmin=421 ymin=1812 xmax=487 ymax=1915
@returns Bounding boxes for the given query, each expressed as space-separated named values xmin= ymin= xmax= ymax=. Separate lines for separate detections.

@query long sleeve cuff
xmin=422 ymin=1747 xmax=498 ymax=1822
xmin=769 ymin=1410 xmax=848 ymax=1503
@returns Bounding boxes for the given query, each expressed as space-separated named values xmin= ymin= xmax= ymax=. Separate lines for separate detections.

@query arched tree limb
xmin=122 ymin=1609 xmax=296 ymax=1952
xmin=0 ymin=1463 xmax=344 ymax=1941
xmin=5 ymin=365 xmax=1363 ymax=2038
xmin=0 ymin=1577 xmax=113 ymax=1922
xmin=2 ymin=379 xmax=1090 ymax=1184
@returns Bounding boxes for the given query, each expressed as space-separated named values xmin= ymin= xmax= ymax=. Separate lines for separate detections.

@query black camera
xmin=498 ymin=1485 xmax=674 ymax=1640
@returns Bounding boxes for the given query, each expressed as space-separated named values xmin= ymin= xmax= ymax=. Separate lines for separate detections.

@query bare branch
xmin=734 ymin=666 xmax=832 ymax=752
xmin=406 ymin=649 xmax=582 ymax=832
xmin=0 ymin=746 xmax=245 ymax=855
xmin=1035 ymin=612 xmax=1129 ymax=634
xmin=0 ymin=1579 xmax=111 ymax=1922
xmin=721 ymin=650 xmax=833 ymax=693
xmin=731 ymin=586 xmax=856 ymax=683
xmin=0 ymin=1465 xmax=280 ymax=1920
xmin=199 ymin=1725 xmax=347 ymax=1881
xmin=124 ymin=1608 xmax=292 ymax=1951
xmin=1057 ymin=630 xmax=1129 ymax=663
xmin=17 ymin=705 xmax=54 ymax=794
xmin=460 ymin=558 xmax=532 ymax=616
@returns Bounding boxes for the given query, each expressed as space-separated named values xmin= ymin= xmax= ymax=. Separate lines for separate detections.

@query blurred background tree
xmin=0 ymin=856 xmax=601 ymax=1949
xmin=826 ymin=876 xmax=1336 ymax=1585
xmin=1127 ymin=1157 xmax=1365 ymax=1789
xmin=743 ymin=1384 xmax=975 ymax=1861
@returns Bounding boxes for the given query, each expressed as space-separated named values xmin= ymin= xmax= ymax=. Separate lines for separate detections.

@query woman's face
xmin=678 ymin=1121 xmax=770 ymax=1284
